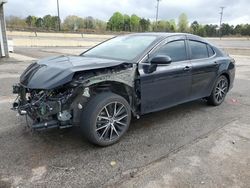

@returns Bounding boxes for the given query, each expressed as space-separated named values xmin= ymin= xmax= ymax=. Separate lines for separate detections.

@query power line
xmin=155 ymin=0 xmax=160 ymax=23
xmin=57 ymin=0 xmax=61 ymax=31
xmin=219 ymin=6 xmax=225 ymax=38
xmin=155 ymin=0 xmax=161 ymax=30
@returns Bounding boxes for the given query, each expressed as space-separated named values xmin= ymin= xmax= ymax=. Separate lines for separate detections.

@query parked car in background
xmin=12 ymin=33 xmax=235 ymax=146
xmin=8 ymin=39 xmax=14 ymax=53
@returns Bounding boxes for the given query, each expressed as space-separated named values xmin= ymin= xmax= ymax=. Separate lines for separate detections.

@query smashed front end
xmin=11 ymin=60 xmax=90 ymax=130
xmin=11 ymin=56 xmax=137 ymax=130
xmin=12 ymin=82 xmax=87 ymax=130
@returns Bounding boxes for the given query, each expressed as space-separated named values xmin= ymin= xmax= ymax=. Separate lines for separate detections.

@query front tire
xmin=80 ymin=92 xmax=131 ymax=146
xmin=207 ymin=75 xmax=229 ymax=106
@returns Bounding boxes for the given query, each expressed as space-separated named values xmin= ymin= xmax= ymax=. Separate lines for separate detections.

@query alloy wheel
xmin=214 ymin=78 xmax=228 ymax=103
xmin=95 ymin=102 xmax=129 ymax=141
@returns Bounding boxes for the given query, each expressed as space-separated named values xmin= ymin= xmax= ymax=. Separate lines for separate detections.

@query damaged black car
xmin=12 ymin=33 xmax=235 ymax=146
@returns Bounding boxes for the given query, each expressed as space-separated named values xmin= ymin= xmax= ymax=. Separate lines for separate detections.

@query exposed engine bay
xmin=12 ymin=56 xmax=138 ymax=130
xmin=13 ymin=82 xmax=87 ymax=130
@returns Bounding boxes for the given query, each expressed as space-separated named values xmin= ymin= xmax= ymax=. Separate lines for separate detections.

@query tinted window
xmin=83 ymin=35 xmax=157 ymax=61
xmin=207 ymin=45 xmax=215 ymax=57
xmin=189 ymin=40 xmax=209 ymax=59
xmin=155 ymin=40 xmax=187 ymax=62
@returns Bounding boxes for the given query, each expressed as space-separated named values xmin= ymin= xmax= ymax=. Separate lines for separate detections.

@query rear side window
xmin=189 ymin=40 xmax=209 ymax=59
xmin=155 ymin=40 xmax=187 ymax=62
xmin=207 ymin=45 xmax=215 ymax=57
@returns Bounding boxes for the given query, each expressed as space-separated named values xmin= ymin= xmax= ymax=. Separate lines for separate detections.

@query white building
xmin=0 ymin=0 xmax=8 ymax=58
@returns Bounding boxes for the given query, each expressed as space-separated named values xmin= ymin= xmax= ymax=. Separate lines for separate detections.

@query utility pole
xmin=155 ymin=0 xmax=161 ymax=30
xmin=219 ymin=6 xmax=225 ymax=39
xmin=57 ymin=0 xmax=61 ymax=31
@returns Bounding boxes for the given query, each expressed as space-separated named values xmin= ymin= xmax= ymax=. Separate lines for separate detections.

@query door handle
xmin=183 ymin=66 xmax=191 ymax=71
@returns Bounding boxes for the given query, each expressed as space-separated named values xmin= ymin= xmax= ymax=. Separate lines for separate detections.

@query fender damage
xmin=12 ymin=55 xmax=137 ymax=130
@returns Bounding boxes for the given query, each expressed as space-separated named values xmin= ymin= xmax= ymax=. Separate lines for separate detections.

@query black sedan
xmin=12 ymin=33 xmax=235 ymax=146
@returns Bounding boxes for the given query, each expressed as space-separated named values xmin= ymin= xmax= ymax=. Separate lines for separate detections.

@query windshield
xmin=82 ymin=35 xmax=157 ymax=61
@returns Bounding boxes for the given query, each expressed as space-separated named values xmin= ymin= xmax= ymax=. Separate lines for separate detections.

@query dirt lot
xmin=0 ymin=37 xmax=250 ymax=187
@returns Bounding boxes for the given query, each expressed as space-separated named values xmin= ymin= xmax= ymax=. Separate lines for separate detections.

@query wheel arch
xmin=207 ymin=71 xmax=231 ymax=97
xmin=220 ymin=72 xmax=231 ymax=89
xmin=87 ymin=81 xmax=138 ymax=115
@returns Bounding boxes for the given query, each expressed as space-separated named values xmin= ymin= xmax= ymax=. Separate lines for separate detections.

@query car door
xmin=139 ymin=37 xmax=192 ymax=114
xmin=188 ymin=40 xmax=219 ymax=99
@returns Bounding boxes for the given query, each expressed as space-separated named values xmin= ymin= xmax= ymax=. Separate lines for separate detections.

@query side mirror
xmin=150 ymin=55 xmax=172 ymax=65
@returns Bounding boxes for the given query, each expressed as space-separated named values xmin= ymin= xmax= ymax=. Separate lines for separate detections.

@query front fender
xmin=82 ymin=66 xmax=137 ymax=88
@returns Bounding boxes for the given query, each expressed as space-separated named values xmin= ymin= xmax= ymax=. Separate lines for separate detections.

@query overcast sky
xmin=4 ymin=0 xmax=250 ymax=25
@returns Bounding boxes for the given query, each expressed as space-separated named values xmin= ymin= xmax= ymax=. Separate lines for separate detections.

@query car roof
xmin=126 ymin=32 xmax=209 ymax=44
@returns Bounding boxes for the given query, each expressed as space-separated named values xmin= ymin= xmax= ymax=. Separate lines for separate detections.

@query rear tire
xmin=207 ymin=75 xmax=229 ymax=106
xmin=80 ymin=92 xmax=131 ymax=146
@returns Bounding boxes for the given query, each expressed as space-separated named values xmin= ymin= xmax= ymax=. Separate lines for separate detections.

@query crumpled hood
xmin=20 ymin=55 xmax=126 ymax=89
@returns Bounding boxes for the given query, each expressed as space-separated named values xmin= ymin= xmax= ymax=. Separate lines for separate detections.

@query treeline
xmin=107 ymin=12 xmax=177 ymax=32
xmin=6 ymin=12 xmax=250 ymax=37
xmin=6 ymin=15 xmax=106 ymax=32
xmin=107 ymin=12 xmax=250 ymax=37
xmin=7 ymin=15 xmax=61 ymax=31
xmin=190 ymin=21 xmax=250 ymax=37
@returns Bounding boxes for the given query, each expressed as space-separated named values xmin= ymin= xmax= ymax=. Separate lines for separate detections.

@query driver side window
xmin=154 ymin=40 xmax=187 ymax=62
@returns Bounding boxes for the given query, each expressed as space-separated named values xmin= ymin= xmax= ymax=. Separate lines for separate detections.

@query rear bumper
xmin=229 ymin=65 xmax=236 ymax=91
